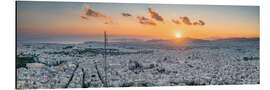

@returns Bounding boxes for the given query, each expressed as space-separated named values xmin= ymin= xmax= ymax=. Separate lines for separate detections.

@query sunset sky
xmin=17 ymin=1 xmax=259 ymax=42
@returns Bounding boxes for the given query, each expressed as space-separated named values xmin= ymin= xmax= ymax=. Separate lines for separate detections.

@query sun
xmin=175 ymin=33 xmax=182 ymax=38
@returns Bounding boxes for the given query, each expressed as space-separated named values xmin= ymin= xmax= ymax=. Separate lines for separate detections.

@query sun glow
xmin=175 ymin=33 xmax=182 ymax=38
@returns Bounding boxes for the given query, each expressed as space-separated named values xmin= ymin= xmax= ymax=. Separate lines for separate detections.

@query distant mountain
xmin=173 ymin=37 xmax=210 ymax=43
xmin=82 ymin=37 xmax=259 ymax=49
xmin=112 ymin=38 xmax=144 ymax=42
xmin=145 ymin=37 xmax=210 ymax=44
xmin=145 ymin=39 xmax=170 ymax=43
xmin=83 ymin=41 xmax=102 ymax=44
xmin=214 ymin=37 xmax=259 ymax=42
xmin=143 ymin=37 xmax=259 ymax=47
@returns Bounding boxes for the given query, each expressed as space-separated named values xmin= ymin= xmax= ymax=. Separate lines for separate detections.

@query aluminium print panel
xmin=16 ymin=1 xmax=259 ymax=89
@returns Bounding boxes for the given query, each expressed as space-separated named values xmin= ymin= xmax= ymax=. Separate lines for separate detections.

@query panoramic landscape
xmin=16 ymin=1 xmax=259 ymax=89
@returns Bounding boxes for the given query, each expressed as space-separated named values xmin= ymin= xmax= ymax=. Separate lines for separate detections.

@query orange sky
xmin=17 ymin=2 xmax=260 ymax=41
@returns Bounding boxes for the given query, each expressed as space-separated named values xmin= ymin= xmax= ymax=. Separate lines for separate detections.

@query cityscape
xmin=16 ymin=1 xmax=259 ymax=89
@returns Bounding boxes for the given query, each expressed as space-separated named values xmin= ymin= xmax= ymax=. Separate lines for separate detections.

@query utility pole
xmin=104 ymin=31 xmax=108 ymax=87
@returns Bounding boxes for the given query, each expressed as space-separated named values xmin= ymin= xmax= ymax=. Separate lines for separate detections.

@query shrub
xmin=121 ymin=82 xmax=134 ymax=87
xmin=16 ymin=56 xmax=35 ymax=68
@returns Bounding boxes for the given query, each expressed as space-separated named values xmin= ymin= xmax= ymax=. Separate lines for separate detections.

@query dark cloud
xmin=179 ymin=16 xmax=192 ymax=25
xmin=80 ymin=5 xmax=113 ymax=24
xmin=137 ymin=16 xmax=156 ymax=26
xmin=193 ymin=20 xmax=205 ymax=26
xmin=172 ymin=19 xmax=181 ymax=24
xmin=147 ymin=7 xmax=164 ymax=22
xmin=198 ymin=20 xmax=205 ymax=26
xmin=121 ymin=13 xmax=132 ymax=17
xmin=193 ymin=22 xmax=200 ymax=26
xmin=83 ymin=5 xmax=107 ymax=18
xmin=178 ymin=16 xmax=206 ymax=26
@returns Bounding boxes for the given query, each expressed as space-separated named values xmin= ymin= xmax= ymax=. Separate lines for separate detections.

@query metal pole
xmin=104 ymin=31 xmax=108 ymax=87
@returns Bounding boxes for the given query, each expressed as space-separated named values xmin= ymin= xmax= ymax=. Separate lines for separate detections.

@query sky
xmin=17 ymin=1 xmax=260 ymax=42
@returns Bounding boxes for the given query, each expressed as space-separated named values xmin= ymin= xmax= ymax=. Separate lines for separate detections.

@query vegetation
xmin=121 ymin=82 xmax=134 ymax=87
xmin=81 ymin=68 xmax=88 ymax=88
xmin=184 ymin=81 xmax=206 ymax=86
xmin=243 ymin=56 xmax=259 ymax=61
xmin=82 ymin=83 xmax=88 ymax=88
xmin=128 ymin=61 xmax=143 ymax=71
xmin=48 ymin=48 xmax=153 ymax=56
xmin=63 ymin=46 xmax=73 ymax=49
xmin=16 ymin=56 xmax=35 ymax=68
xmin=47 ymin=51 xmax=70 ymax=55
xmin=140 ymin=82 xmax=152 ymax=87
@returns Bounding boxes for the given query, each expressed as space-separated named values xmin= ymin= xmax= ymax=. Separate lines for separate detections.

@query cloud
xmin=147 ymin=7 xmax=164 ymax=22
xmin=172 ymin=19 xmax=181 ymax=24
xmin=179 ymin=16 xmax=192 ymax=25
xmin=193 ymin=20 xmax=205 ymax=26
xmin=121 ymin=13 xmax=132 ymax=17
xmin=137 ymin=16 xmax=156 ymax=26
xmin=198 ymin=20 xmax=205 ymax=26
xmin=179 ymin=16 xmax=205 ymax=26
xmin=193 ymin=22 xmax=200 ymax=26
xmin=82 ymin=5 xmax=107 ymax=18
xmin=80 ymin=14 xmax=88 ymax=20
xmin=80 ymin=5 xmax=113 ymax=24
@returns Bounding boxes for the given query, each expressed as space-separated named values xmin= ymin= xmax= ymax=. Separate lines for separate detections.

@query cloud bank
xmin=121 ymin=13 xmax=132 ymax=17
xmin=137 ymin=16 xmax=156 ymax=26
xmin=80 ymin=5 xmax=113 ymax=24
xmin=147 ymin=7 xmax=164 ymax=22
xmin=79 ymin=5 xmax=206 ymax=26
xmin=172 ymin=19 xmax=181 ymax=24
xmin=198 ymin=20 xmax=205 ymax=26
xmin=179 ymin=16 xmax=193 ymax=25
xmin=174 ymin=16 xmax=206 ymax=26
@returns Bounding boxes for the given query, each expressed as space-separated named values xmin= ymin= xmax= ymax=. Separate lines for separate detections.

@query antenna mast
xmin=104 ymin=31 xmax=108 ymax=87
